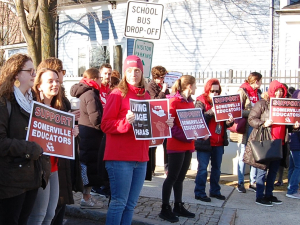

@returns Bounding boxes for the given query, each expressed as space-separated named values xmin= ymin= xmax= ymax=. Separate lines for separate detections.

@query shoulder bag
xmin=249 ymin=126 xmax=282 ymax=164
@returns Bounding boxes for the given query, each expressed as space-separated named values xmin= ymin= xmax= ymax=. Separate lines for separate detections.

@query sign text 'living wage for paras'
xmin=124 ymin=1 xmax=164 ymax=40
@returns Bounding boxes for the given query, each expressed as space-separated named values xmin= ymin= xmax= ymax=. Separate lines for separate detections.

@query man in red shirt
xmin=99 ymin=63 xmax=112 ymax=108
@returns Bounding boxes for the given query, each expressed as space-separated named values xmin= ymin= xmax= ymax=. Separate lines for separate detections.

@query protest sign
xmin=164 ymin=71 xmax=182 ymax=88
xmin=270 ymin=98 xmax=300 ymax=124
xmin=176 ymin=108 xmax=211 ymax=140
xmin=26 ymin=101 xmax=75 ymax=159
xmin=130 ymin=99 xmax=171 ymax=140
xmin=149 ymin=139 xmax=164 ymax=147
xmin=124 ymin=1 xmax=164 ymax=40
xmin=212 ymin=94 xmax=242 ymax=122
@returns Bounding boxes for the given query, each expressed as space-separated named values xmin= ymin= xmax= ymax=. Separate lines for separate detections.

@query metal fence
xmin=187 ymin=70 xmax=300 ymax=91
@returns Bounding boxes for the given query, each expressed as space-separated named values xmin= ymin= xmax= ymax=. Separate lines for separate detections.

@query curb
xmin=65 ymin=205 xmax=165 ymax=225
xmin=218 ymin=208 xmax=236 ymax=225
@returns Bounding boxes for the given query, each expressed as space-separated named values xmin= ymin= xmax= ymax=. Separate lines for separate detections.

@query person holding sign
xmin=245 ymin=80 xmax=299 ymax=206
xmin=0 ymin=54 xmax=49 ymax=225
xmin=194 ymin=78 xmax=234 ymax=203
xmin=231 ymin=72 xmax=262 ymax=193
xmin=159 ymin=75 xmax=197 ymax=223
xmin=28 ymin=68 xmax=79 ymax=225
xmin=101 ymin=55 xmax=174 ymax=225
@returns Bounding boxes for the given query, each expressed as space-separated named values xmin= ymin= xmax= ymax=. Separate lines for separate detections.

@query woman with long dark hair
xmin=0 ymin=54 xmax=49 ymax=225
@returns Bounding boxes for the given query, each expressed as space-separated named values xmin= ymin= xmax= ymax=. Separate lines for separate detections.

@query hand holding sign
xmin=263 ymin=119 xmax=273 ymax=127
xmin=126 ymin=110 xmax=135 ymax=124
xmin=166 ymin=116 xmax=174 ymax=128
xmin=72 ymin=125 xmax=79 ymax=137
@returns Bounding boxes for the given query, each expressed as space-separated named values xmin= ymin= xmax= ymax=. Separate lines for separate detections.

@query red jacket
xmin=101 ymin=84 xmax=150 ymax=161
xmin=167 ymin=93 xmax=195 ymax=151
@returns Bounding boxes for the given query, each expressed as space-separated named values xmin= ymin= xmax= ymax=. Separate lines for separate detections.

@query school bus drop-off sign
xmin=124 ymin=1 xmax=164 ymax=40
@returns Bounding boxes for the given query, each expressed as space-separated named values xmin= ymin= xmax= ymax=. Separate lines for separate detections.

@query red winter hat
xmin=123 ymin=55 xmax=143 ymax=74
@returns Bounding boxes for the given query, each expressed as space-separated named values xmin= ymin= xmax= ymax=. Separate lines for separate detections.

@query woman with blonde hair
xmin=0 ymin=54 xmax=48 ymax=225
xmin=159 ymin=75 xmax=197 ymax=223
xmin=28 ymin=68 xmax=78 ymax=225
xmin=101 ymin=55 xmax=173 ymax=225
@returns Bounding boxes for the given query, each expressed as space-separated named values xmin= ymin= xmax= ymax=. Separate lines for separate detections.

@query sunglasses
xmin=21 ymin=68 xmax=36 ymax=77
xmin=210 ymin=90 xmax=220 ymax=94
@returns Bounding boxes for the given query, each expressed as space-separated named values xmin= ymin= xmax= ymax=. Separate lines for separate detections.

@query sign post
xmin=133 ymin=39 xmax=154 ymax=78
xmin=124 ymin=1 xmax=164 ymax=40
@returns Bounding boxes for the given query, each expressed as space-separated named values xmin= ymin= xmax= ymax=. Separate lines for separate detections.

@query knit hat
xmin=123 ymin=55 xmax=143 ymax=74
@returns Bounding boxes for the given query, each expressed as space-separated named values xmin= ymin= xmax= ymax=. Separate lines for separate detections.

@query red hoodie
xmin=100 ymin=83 xmax=110 ymax=108
xmin=268 ymin=80 xmax=287 ymax=145
xmin=197 ymin=95 xmax=225 ymax=146
xmin=240 ymin=82 xmax=259 ymax=106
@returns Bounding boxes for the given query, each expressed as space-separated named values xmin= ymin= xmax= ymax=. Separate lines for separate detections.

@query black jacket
xmin=70 ymin=83 xmax=103 ymax=186
xmin=194 ymin=99 xmax=233 ymax=152
xmin=0 ymin=96 xmax=50 ymax=199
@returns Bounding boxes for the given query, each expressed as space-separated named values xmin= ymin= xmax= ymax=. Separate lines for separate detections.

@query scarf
xmin=13 ymin=86 xmax=33 ymax=113
xmin=80 ymin=78 xmax=101 ymax=91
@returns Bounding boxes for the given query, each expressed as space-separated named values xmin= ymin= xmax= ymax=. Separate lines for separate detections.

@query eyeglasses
xmin=61 ymin=70 xmax=66 ymax=76
xmin=210 ymin=90 xmax=220 ymax=94
xmin=158 ymin=76 xmax=165 ymax=79
xmin=21 ymin=68 xmax=36 ymax=76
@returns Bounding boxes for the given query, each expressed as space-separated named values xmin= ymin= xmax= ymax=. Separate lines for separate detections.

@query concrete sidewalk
xmin=65 ymin=167 xmax=300 ymax=225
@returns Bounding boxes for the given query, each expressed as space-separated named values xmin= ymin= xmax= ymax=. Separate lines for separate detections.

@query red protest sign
xmin=130 ymin=99 xmax=171 ymax=140
xmin=270 ymin=98 xmax=300 ymax=125
xmin=26 ymin=101 xmax=75 ymax=159
xmin=176 ymin=108 xmax=211 ymax=139
xmin=149 ymin=139 xmax=164 ymax=147
xmin=212 ymin=94 xmax=242 ymax=122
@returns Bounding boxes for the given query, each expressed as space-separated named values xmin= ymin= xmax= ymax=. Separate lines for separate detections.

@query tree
xmin=14 ymin=0 xmax=57 ymax=67
xmin=0 ymin=1 xmax=23 ymax=66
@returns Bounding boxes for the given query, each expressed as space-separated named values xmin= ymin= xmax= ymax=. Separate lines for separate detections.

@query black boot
xmin=159 ymin=204 xmax=179 ymax=223
xmin=173 ymin=202 xmax=195 ymax=218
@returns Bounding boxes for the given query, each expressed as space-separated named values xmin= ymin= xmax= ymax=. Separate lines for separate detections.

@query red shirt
xmin=50 ymin=156 xmax=58 ymax=172
xmin=100 ymin=83 xmax=110 ymax=108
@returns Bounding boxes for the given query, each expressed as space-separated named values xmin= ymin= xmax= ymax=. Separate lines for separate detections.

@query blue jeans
xmin=195 ymin=146 xmax=224 ymax=197
xmin=256 ymin=159 xmax=281 ymax=199
xmin=27 ymin=171 xmax=59 ymax=225
xmin=105 ymin=161 xmax=147 ymax=225
xmin=287 ymin=151 xmax=300 ymax=194
xmin=238 ymin=126 xmax=257 ymax=184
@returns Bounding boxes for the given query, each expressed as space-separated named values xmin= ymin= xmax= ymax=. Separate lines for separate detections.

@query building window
xmin=89 ymin=45 xmax=110 ymax=69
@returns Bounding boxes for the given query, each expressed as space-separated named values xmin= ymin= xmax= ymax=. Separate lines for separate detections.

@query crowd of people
xmin=1 ymin=53 xmax=300 ymax=225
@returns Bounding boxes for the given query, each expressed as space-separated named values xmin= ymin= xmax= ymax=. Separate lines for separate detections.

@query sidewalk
xmin=65 ymin=167 xmax=300 ymax=225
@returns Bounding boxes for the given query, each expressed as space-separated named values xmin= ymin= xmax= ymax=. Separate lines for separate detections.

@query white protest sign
xmin=124 ymin=1 xmax=164 ymax=40
xmin=164 ymin=72 xmax=183 ymax=88
xmin=133 ymin=39 xmax=154 ymax=78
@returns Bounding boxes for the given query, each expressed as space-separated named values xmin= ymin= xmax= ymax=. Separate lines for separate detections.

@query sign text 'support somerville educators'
xmin=270 ymin=98 xmax=300 ymax=125
xmin=26 ymin=101 xmax=75 ymax=159
xmin=212 ymin=94 xmax=242 ymax=122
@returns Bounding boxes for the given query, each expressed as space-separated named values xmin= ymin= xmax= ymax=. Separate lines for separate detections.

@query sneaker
xmin=210 ymin=194 xmax=226 ymax=200
xmin=80 ymin=197 xmax=103 ymax=209
xmin=91 ymin=186 xmax=111 ymax=198
xmin=286 ymin=193 xmax=300 ymax=199
xmin=237 ymin=183 xmax=246 ymax=193
xmin=274 ymin=181 xmax=283 ymax=186
xmin=255 ymin=198 xmax=273 ymax=207
xmin=266 ymin=196 xmax=282 ymax=205
xmin=195 ymin=195 xmax=211 ymax=202
xmin=159 ymin=204 xmax=179 ymax=223
xmin=249 ymin=184 xmax=257 ymax=192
